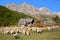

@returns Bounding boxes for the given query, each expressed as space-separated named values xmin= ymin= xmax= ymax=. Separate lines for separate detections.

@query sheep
xmin=0 ymin=30 xmax=3 ymax=34
xmin=22 ymin=27 xmax=30 ymax=36
xmin=0 ymin=28 xmax=4 ymax=34
xmin=26 ymin=27 xmax=30 ymax=36
xmin=55 ymin=26 xmax=60 ymax=29
xmin=36 ymin=27 xmax=42 ymax=34
xmin=13 ymin=32 xmax=19 ymax=39
xmin=31 ymin=27 xmax=37 ymax=32
xmin=51 ymin=26 xmax=56 ymax=29
xmin=3 ymin=30 xmax=10 ymax=34
xmin=26 ymin=27 xmax=32 ymax=31
xmin=3 ymin=30 xmax=8 ymax=34
xmin=27 ymin=23 xmax=32 ymax=27
xmin=22 ymin=27 xmax=28 ymax=35
xmin=22 ymin=29 xmax=26 ymax=35
xmin=3 ymin=27 xmax=10 ymax=34
xmin=17 ymin=27 xmax=22 ymax=33
xmin=47 ymin=27 xmax=51 ymax=31
xmin=9 ymin=29 xmax=15 ymax=34
xmin=20 ymin=25 xmax=25 ymax=28
xmin=15 ymin=28 xmax=19 ymax=33
xmin=8 ymin=27 xmax=15 ymax=34
xmin=26 ymin=30 xmax=30 ymax=36
xmin=20 ymin=25 xmax=26 ymax=30
xmin=55 ymin=26 xmax=60 ymax=30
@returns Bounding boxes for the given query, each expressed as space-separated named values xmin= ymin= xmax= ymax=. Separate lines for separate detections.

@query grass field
xmin=0 ymin=30 xmax=60 ymax=40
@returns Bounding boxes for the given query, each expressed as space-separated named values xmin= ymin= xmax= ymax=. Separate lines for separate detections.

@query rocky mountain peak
xmin=39 ymin=7 xmax=51 ymax=15
xmin=6 ymin=3 xmax=17 ymax=11
xmin=21 ymin=2 xmax=27 ymax=6
xmin=6 ymin=3 xmax=51 ymax=18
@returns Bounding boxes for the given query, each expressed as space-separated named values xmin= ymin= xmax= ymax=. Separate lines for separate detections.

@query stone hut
xmin=18 ymin=18 xmax=35 ymax=26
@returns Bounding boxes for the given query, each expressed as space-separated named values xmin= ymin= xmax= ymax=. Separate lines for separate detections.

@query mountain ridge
xmin=6 ymin=3 xmax=51 ymax=17
xmin=5 ymin=3 xmax=60 ymax=21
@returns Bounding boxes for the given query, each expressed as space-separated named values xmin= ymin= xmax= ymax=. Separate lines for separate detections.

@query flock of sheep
xmin=0 ymin=25 xmax=60 ymax=39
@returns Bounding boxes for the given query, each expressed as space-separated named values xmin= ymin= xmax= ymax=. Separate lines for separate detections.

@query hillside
xmin=0 ymin=5 xmax=33 ymax=26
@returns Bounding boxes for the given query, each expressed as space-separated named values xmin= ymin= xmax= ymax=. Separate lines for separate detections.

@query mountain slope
xmin=6 ymin=3 xmax=40 ymax=15
xmin=39 ymin=7 xmax=51 ymax=15
xmin=0 ymin=5 xmax=33 ymax=26
xmin=6 ymin=3 xmax=52 ymax=19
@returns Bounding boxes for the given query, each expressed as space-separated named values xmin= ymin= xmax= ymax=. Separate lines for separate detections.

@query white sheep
xmin=27 ymin=23 xmax=32 ymax=27
xmin=20 ymin=25 xmax=25 ymax=28
xmin=3 ymin=27 xmax=10 ymax=34
xmin=56 ymin=26 xmax=60 ymax=30
xmin=47 ymin=27 xmax=51 ymax=31
xmin=55 ymin=26 xmax=59 ymax=28
xmin=26 ymin=30 xmax=30 ymax=36
xmin=22 ymin=27 xmax=30 ymax=36
xmin=9 ymin=29 xmax=15 ymax=34
xmin=18 ymin=27 xmax=22 ymax=33
xmin=31 ymin=27 xmax=37 ymax=31
xmin=22 ymin=29 xmax=26 ymax=35
xmin=27 ymin=27 xmax=32 ymax=31
xmin=13 ymin=32 xmax=18 ymax=39
xmin=50 ymin=26 xmax=57 ymax=30
xmin=3 ymin=30 xmax=9 ymax=34
xmin=36 ymin=27 xmax=42 ymax=34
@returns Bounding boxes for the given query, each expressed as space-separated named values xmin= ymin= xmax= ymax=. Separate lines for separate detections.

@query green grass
xmin=0 ymin=30 xmax=60 ymax=40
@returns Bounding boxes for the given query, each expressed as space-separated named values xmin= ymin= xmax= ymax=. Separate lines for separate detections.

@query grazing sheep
xmin=31 ymin=27 xmax=37 ymax=31
xmin=55 ymin=26 xmax=59 ymax=29
xmin=22 ymin=27 xmax=28 ymax=35
xmin=9 ymin=29 xmax=15 ymax=34
xmin=22 ymin=27 xmax=30 ymax=36
xmin=4 ymin=30 xmax=10 ymax=34
xmin=51 ymin=26 xmax=56 ymax=29
xmin=27 ymin=23 xmax=32 ymax=27
xmin=47 ymin=27 xmax=51 ymax=31
xmin=13 ymin=32 xmax=18 ymax=39
xmin=3 ymin=27 xmax=10 ymax=34
xmin=15 ymin=27 xmax=19 ymax=32
xmin=55 ymin=26 xmax=60 ymax=30
xmin=20 ymin=25 xmax=25 ymax=28
xmin=20 ymin=25 xmax=25 ymax=30
xmin=36 ymin=27 xmax=42 ymax=34
xmin=0 ymin=30 xmax=3 ymax=34
xmin=26 ymin=30 xmax=30 ymax=36
xmin=22 ymin=29 xmax=26 ymax=35
xmin=0 ymin=28 xmax=4 ymax=34
xmin=27 ymin=27 xmax=32 ymax=31
xmin=18 ymin=28 xmax=22 ymax=33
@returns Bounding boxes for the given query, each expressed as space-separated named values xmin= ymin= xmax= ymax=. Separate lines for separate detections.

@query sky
xmin=0 ymin=0 xmax=60 ymax=12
